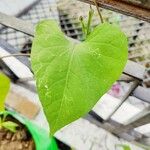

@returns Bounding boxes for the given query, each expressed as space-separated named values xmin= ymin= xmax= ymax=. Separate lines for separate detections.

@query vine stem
xmin=93 ymin=0 xmax=104 ymax=23
xmin=86 ymin=5 xmax=94 ymax=36
xmin=79 ymin=16 xmax=86 ymax=36
xmin=0 ymin=53 xmax=30 ymax=59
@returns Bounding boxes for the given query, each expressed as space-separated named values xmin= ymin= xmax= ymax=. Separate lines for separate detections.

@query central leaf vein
xmin=52 ymin=43 xmax=76 ymax=128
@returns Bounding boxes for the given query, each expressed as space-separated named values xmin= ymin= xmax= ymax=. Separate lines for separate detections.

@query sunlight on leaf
xmin=0 ymin=74 xmax=10 ymax=111
xmin=31 ymin=20 xmax=128 ymax=135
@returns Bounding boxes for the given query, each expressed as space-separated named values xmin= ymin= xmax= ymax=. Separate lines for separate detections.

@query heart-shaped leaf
xmin=0 ymin=74 xmax=10 ymax=111
xmin=31 ymin=20 xmax=128 ymax=134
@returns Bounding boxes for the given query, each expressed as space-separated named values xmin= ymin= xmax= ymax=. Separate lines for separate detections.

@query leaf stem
xmin=0 ymin=53 xmax=30 ymax=59
xmin=93 ymin=0 xmax=104 ymax=23
xmin=2 ymin=111 xmax=9 ymax=122
xmin=86 ymin=5 xmax=94 ymax=36
xmin=79 ymin=16 xmax=86 ymax=37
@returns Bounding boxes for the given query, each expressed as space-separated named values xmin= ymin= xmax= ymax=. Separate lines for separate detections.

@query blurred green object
xmin=50 ymin=136 xmax=59 ymax=150
xmin=5 ymin=111 xmax=58 ymax=150
xmin=116 ymin=144 xmax=131 ymax=150
xmin=0 ymin=73 xmax=10 ymax=111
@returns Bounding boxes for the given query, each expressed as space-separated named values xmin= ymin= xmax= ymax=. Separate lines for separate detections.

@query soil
xmin=0 ymin=115 xmax=35 ymax=150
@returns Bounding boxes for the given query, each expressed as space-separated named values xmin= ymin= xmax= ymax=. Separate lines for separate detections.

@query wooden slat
xmin=137 ymin=137 xmax=150 ymax=147
xmin=0 ymin=0 xmax=40 ymax=18
xmin=121 ymin=0 xmax=150 ymax=10
xmin=124 ymin=60 xmax=145 ymax=80
xmin=78 ymin=0 xmax=150 ymax=22
xmin=0 ymin=47 xmax=33 ymax=80
xmin=0 ymin=12 xmax=34 ymax=36
xmin=123 ymin=106 xmax=150 ymax=125
xmin=133 ymin=86 xmax=150 ymax=103
xmin=0 ymin=38 xmax=31 ymax=68
xmin=87 ymin=115 xmax=150 ymax=147
xmin=85 ymin=113 xmax=142 ymax=142
xmin=113 ymin=107 xmax=150 ymax=134
xmin=119 ymin=74 xmax=135 ymax=82
xmin=6 ymin=88 xmax=40 ymax=119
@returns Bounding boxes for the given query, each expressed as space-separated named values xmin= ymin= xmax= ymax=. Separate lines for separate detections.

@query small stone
xmin=11 ymin=134 xmax=17 ymax=141
xmin=20 ymin=129 xmax=27 ymax=140
xmin=18 ymin=143 xmax=23 ymax=150
xmin=16 ymin=132 xmax=22 ymax=140
xmin=15 ymin=130 xmax=27 ymax=140
xmin=6 ymin=132 xmax=12 ymax=140
xmin=24 ymin=142 xmax=29 ymax=148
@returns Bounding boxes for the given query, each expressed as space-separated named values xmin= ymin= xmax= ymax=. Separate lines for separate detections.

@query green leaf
xmin=117 ymin=144 xmax=131 ymax=150
xmin=0 ymin=74 xmax=10 ymax=111
xmin=2 ymin=121 xmax=18 ymax=132
xmin=31 ymin=20 xmax=128 ymax=134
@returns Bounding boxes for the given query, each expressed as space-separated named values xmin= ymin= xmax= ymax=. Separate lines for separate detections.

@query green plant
xmin=0 ymin=111 xmax=18 ymax=133
xmin=0 ymin=73 xmax=10 ymax=111
xmin=31 ymin=2 xmax=128 ymax=135
xmin=116 ymin=144 xmax=131 ymax=150
xmin=0 ymin=73 xmax=18 ymax=132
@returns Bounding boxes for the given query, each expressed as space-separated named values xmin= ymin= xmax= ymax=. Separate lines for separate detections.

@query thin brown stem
xmin=93 ymin=0 xmax=104 ymax=23
xmin=0 ymin=53 xmax=30 ymax=59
